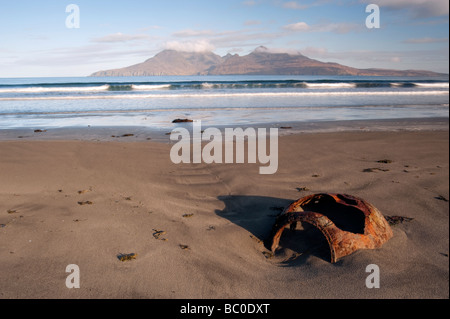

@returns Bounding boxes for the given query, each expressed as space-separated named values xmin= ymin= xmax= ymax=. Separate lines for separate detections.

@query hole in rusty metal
xmin=279 ymin=222 xmax=331 ymax=263
xmin=301 ymin=195 xmax=365 ymax=234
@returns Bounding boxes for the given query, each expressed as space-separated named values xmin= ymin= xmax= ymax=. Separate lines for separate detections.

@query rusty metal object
xmin=266 ymin=193 xmax=393 ymax=263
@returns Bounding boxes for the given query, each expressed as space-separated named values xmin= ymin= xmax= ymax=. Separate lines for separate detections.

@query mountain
xmin=91 ymin=50 xmax=224 ymax=76
xmin=90 ymin=46 xmax=444 ymax=77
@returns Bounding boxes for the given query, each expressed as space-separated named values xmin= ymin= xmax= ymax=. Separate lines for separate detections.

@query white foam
xmin=131 ymin=84 xmax=171 ymax=90
xmin=0 ymin=85 xmax=110 ymax=93
xmin=0 ymin=90 xmax=448 ymax=101
xmin=306 ymin=83 xmax=357 ymax=89
xmin=201 ymin=83 xmax=214 ymax=89
xmin=413 ymin=83 xmax=449 ymax=88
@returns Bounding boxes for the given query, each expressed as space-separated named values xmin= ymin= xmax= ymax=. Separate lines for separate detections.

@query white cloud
xmin=138 ymin=25 xmax=163 ymax=32
xmin=301 ymin=46 xmax=330 ymax=57
xmin=299 ymin=46 xmax=449 ymax=73
xmin=244 ymin=20 xmax=262 ymax=26
xmin=282 ymin=1 xmax=309 ymax=10
xmin=164 ymin=39 xmax=216 ymax=52
xmin=283 ymin=22 xmax=311 ymax=31
xmin=169 ymin=28 xmax=281 ymax=52
xmin=242 ymin=0 xmax=257 ymax=6
xmin=257 ymin=46 xmax=303 ymax=55
xmin=91 ymin=32 xmax=150 ymax=43
xmin=360 ymin=0 xmax=449 ymax=18
xmin=403 ymin=37 xmax=449 ymax=44
xmin=283 ymin=21 xmax=361 ymax=34
xmin=173 ymin=29 xmax=215 ymax=37
xmin=281 ymin=0 xmax=334 ymax=10
xmin=315 ymin=22 xmax=362 ymax=34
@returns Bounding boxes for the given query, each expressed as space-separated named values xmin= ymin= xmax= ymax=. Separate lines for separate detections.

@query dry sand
xmin=0 ymin=129 xmax=448 ymax=299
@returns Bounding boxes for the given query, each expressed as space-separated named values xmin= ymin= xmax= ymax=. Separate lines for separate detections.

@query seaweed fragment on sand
xmin=117 ymin=253 xmax=137 ymax=262
xmin=435 ymin=195 xmax=449 ymax=202
xmin=363 ymin=168 xmax=390 ymax=173
xmin=78 ymin=201 xmax=93 ymax=206
xmin=384 ymin=215 xmax=414 ymax=226
xmin=153 ymin=229 xmax=167 ymax=241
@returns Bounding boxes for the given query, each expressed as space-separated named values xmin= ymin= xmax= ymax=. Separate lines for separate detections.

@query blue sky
xmin=0 ymin=0 xmax=448 ymax=77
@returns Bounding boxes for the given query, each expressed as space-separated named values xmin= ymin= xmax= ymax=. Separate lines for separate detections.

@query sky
xmin=0 ymin=0 xmax=448 ymax=77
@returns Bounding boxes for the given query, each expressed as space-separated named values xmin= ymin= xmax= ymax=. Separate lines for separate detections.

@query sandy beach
xmin=0 ymin=126 xmax=448 ymax=299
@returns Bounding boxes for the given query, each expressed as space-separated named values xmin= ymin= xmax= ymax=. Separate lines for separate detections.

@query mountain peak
xmin=253 ymin=46 xmax=269 ymax=53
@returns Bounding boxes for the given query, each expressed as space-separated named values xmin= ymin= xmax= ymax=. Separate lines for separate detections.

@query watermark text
xmin=66 ymin=4 xmax=80 ymax=29
xmin=170 ymin=121 xmax=278 ymax=175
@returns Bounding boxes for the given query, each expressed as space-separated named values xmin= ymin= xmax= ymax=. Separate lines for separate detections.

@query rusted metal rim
xmin=265 ymin=193 xmax=393 ymax=263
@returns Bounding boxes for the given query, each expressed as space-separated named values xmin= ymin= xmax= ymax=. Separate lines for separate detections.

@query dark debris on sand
xmin=384 ymin=215 xmax=414 ymax=226
xmin=435 ymin=195 xmax=449 ymax=202
xmin=172 ymin=119 xmax=193 ymax=123
xmin=363 ymin=168 xmax=390 ymax=173
xmin=377 ymin=159 xmax=393 ymax=164
xmin=117 ymin=253 xmax=137 ymax=262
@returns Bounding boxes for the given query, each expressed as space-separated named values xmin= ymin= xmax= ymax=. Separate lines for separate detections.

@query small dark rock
xmin=172 ymin=119 xmax=193 ymax=123
xmin=377 ymin=159 xmax=393 ymax=164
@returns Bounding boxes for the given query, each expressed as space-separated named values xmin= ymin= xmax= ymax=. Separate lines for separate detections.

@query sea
xmin=0 ymin=75 xmax=448 ymax=130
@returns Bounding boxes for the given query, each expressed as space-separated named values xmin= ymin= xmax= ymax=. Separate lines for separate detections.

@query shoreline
xmin=0 ymin=117 xmax=448 ymax=142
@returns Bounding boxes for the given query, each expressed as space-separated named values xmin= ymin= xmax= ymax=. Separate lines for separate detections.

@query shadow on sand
xmin=215 ymin=195 xmax=332 ymax=265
